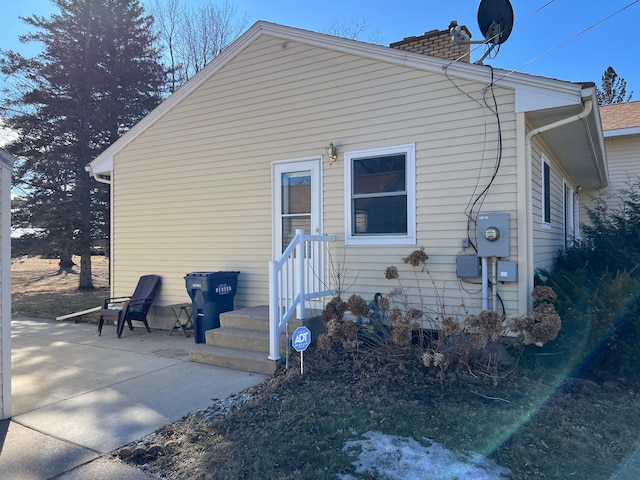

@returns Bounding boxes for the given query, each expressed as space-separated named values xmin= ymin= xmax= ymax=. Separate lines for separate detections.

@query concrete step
xmin=204 ymin=327 xmax=289 ymax=354
xmin=219 ymin=306 xmax=302 ymax=332
xmin=220 ymin=306 xmax=270 ymax=331
xmin=189 ymin=345 xmax=278 ymax=375
xmin=189 ymin=305 xmax=326 ymax=374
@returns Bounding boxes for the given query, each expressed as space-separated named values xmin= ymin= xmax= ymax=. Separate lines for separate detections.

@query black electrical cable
xmin=464 ymin=66 xmax=503 ymax=253
xmin=469 ymin=66 xmax=502 ymax=218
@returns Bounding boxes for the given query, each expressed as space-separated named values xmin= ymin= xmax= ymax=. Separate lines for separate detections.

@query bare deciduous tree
xmin=151 ymin=0 xmax=247 ymax=92
xmin=151 ymin=0 xmax=182 ymax=92
xmin=325 ymin=15 xmax=385 ymax=44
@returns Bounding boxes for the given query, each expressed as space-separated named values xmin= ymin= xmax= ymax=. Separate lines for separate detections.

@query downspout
xmin=524 ymin=99 xmax=592 ymax=312
xmin=86 ymin=165 xmax=113 ymax=289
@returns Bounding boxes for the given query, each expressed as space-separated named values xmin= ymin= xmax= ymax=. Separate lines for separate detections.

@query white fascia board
xmin=604 ymin=127 xmax=640 ymax=138
xmin=266 ymin=22 xmax=461 ymax=74
xmin=85 ymin=153 xmax=113 ymax=175
xmin=279 ymin=21 xmax=588 ymax=114
xmin=85 ymin=21 xmax=591 ymax=174
xmin=85 ymin=21 xmax=272 ymax=174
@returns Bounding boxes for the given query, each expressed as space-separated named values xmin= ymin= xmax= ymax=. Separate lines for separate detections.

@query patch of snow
xmin=340 ymin=431 xmax=511 ymax=480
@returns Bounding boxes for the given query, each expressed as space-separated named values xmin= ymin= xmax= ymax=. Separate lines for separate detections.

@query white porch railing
xmin=268 ymin=229 xmax=336 ymax=361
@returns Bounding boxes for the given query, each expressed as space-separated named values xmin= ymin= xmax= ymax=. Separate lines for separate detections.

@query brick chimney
xmin=389 ymin=23 xmax=471 ymax=63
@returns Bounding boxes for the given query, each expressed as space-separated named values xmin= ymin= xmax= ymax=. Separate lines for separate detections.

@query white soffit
xmin=513 ymin=80 xmax=584 ymax=113
xmin=86 ymin=154 xmax=113 ymax=175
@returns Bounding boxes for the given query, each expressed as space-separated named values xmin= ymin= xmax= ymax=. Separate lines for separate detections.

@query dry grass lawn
xmin=10 ymin=255 xmax=640 ymax=479
xmin=11 ymin=255 xmax=110 ymax=319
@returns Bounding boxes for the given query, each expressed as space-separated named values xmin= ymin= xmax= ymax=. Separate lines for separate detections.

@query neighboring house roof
xmin=86 ymin=21 xmax=606 ymax=188
xmin=600 ymin=100 xmax=640 ymax=137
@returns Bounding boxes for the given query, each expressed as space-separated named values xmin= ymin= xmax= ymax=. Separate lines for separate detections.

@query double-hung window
xmin=345 ymin=144 xmax=416 ymax=245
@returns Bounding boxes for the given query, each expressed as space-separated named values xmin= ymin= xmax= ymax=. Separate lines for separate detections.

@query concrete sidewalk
xmin=1 ymin=317 xmax=267 ymax=479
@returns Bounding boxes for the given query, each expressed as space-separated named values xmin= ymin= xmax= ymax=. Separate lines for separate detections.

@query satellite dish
xmin=477 ymin=0 xmax=514 ymax=45
xmin=449 ymin=0 xmax=514 ymax=64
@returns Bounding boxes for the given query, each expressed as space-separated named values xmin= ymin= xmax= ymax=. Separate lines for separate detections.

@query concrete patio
xmin=1 ymin=317 xmax=267 ymax=479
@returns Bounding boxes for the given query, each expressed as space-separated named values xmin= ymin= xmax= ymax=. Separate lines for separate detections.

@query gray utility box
xmin=477 ymin=213 xmax=510 ymax=258
xmin=497 ymin=260 xmax=518 ymax=282
xmin=185 ymin=271 xmax=239 ymax=344
xmin=456 ymin=254 xmax=481 ymax=278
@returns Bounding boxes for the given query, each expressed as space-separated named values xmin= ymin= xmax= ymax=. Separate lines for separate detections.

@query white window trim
xmin=344 ymin=143 xmax=416 ymax=246
xmin=272 ymin=157 xmax=323 ymax=258
xmin=563 ymin=180 xmax=575 ymax=248
xmin=541 ymin=156 xmax=551 ymax=230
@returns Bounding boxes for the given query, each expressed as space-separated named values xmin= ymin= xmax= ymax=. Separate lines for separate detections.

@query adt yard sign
xmin=292 ymin=326 xmax=311 ymax=352
xmin=292 ymin=325 xmax=311 ymax=375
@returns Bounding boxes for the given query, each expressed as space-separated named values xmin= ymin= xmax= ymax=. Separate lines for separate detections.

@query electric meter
xmin=484 ymin=226 xmax=500 ymax=242
xmin=477 ymin=213 xmax=510 ymax=257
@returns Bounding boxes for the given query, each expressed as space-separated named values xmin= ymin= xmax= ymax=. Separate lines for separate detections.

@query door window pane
xmin=282 ymin=217 xmax=311 ymax=250
xmin=281 ymin=171 xmax=311 ymax=251
xmin=281 ymin=172 xmax=311 ymax=215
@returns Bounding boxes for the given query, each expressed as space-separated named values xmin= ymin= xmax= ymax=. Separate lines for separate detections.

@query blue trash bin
xmin=184 ymin=271 xmax=240 ymax=343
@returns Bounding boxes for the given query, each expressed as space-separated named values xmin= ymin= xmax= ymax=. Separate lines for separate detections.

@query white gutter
xmin=91 ymin=173 xmax=111 ymax=184
xmin=85 ymin=164 xmax=111 ymax=184
xmin=524 ymin=99 xmax=593 ymax=312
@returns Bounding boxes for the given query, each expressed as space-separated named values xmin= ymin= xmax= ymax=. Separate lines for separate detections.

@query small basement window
xmin=345 ymin=144 xmax=416 ymax=245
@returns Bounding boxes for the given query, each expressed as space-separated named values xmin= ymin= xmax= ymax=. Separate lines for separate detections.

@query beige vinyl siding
xmin=582 ymin=135 xmax=640 ymax=221
xmin=111 ymin=34 xmax=521 ymax=321
xmin=531 ymin=138 xmax=571 ymax=271
xmin=583 ymin=135 xmax=640 ymax=207
xmin=605 ymin=136 xmax=640 ymax=186
xmin=322 ymin=71 xmax=519 ymax=315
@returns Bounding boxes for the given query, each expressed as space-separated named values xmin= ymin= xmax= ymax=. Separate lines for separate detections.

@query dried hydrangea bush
xmin=318 ymin=248 xmax=562 ymax=383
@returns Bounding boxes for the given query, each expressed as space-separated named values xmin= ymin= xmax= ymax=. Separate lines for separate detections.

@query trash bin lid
xmin=185 ymin=271 xmax=240 ymax=278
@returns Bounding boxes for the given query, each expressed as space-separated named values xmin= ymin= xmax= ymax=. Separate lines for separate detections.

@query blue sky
xmin=2 ymin=0 xmax=640 ymax=97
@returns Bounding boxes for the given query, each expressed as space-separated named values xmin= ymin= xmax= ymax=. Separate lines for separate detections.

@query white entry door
xmin=273 ymin=158 xmax=322 ymax=256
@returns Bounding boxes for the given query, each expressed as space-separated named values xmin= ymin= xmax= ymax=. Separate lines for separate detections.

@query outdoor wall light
xmin=326 ymin=142 xmax=337 ymax=164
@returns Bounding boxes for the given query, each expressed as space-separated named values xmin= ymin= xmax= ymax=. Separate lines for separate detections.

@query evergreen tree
xmin=1 ymin=0 xmax=166 ymax=289
xmin=597 ymin=66 xmax=633 ymax=104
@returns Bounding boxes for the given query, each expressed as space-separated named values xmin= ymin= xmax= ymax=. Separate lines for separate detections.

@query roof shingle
xmin=600 ymin=100 xmax=640 ymax=131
